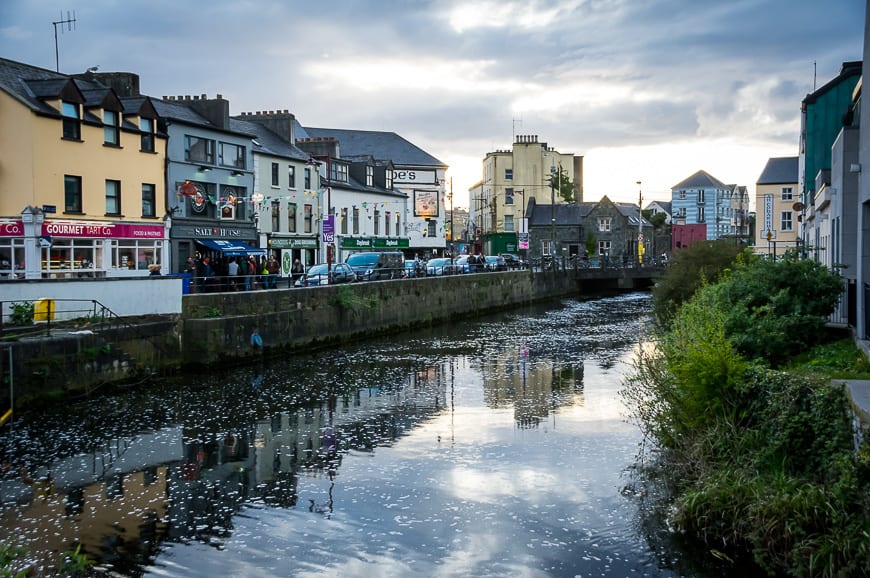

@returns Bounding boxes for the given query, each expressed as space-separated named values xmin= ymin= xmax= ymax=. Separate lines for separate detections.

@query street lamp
xmin=309 ymin=155 xmax=333 ymax=283
xmin=636 ymin=181 xmax=643 ymax=265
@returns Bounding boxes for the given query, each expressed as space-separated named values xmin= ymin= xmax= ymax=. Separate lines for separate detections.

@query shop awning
xmin=196 ymin=239 xmax=266 ymax=257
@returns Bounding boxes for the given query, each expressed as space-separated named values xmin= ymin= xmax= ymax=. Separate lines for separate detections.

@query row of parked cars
xmin=295 ymin=252 xmax=524 ymax=286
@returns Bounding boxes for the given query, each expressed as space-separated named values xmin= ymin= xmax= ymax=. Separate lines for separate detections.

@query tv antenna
xmin=52 ymin=10 xmax=76 ymax=72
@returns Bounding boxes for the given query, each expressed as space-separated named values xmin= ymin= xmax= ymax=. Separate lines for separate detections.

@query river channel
xmin=0 ymin=293 xmax=714 ymax=577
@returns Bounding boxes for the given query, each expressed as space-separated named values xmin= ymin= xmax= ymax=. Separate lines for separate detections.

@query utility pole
xmin=52 ymin=11 xmax=76 ymax=72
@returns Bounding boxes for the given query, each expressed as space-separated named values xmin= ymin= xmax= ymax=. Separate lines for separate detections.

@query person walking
xmin=290 ymin=258 xmax=305 ymax=287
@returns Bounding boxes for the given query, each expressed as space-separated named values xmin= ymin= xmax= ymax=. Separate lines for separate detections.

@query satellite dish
xmin=793 ymin=202 xmax=805 ymax=211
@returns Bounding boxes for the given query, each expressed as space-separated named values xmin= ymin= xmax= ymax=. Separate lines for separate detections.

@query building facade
xmin=670 ymin=169 xmax=748 ymax=248
xmin=0 ymin=58 xmax=168 ymax=279
xmin=755 ymin=157 xmax=799 ymax=257
xmin=473 ymin=134 xmax=582 ymax=256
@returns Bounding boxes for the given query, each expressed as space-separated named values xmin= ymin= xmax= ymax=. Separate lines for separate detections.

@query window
xmin=341 ymin=208 xmax=348 ymax=234
xmin=304 ymin=168 xmax=311 ymax=189
xmin=597 ymin=217 xmax=611 ymax=232
xmin=366 ymin=166 xmax=373 ymax=187
xmin=271 ymin=163 xmax=279 ymax=187
xmin=185 ymin=135 xmax=214 ymax=164
xmin=505 ymin=188 xmax=514 ymax=205
xmin=781 ymin=187 xmax=793 ymax=201
xmin=105 ymin=180 xmax=121 ymax=215
xmin=64 ymin=175 xmax=82 ymax=213
xmin=781 ymin=211 xmax=793 ymax=231
xmin=504 ymin=215 xmax=514 ymax=232
xmin=61 ymin=101 xmax=81 ymax=140
xmin=428 ymin=220 xmax=437 ymax=237
xmin=219 ymin=142 xmax=245 ymax=169
xmin=103 ymin=110 xmax=120 ymax=145
xmin=353 ymin=207 xmax=360 ymax=234
xmin=288 ymin=203 xmax=297 ymax=233
xmin=140 ymin=118 xmax=155 ymax=152
xmin=304 ymin=204 xmax=313 ymax=233
xmin=698 ymin=190 xmax=705 ymax=203
xmin=505 ymin=168 xmax=513 ymax=180
xmin=386 ymin=170 xmax=393 ymax=190
xmin=598 ymin=240 xmax=611 ymax=256
xmin=395 ymin=214 xmax=400 ymax=236
xmin=374 ymin=210 xmax=380 ymax=235
xmin=288 ymin=165 xmax=296 ymax=188
xmin=698 ymin=207 xmax=705 ymax=222
xmin=679 ymin=190 xmax=686 ymax=200
xmin=271 ymin=200 xmax=280 ymax=231
xmin=331 ymin=163 xmax=348 ymax=183
xmin=385 ymin=212 xmax=391 ymax=235
xmin=141 ymin=183 xmax=156 ymax=217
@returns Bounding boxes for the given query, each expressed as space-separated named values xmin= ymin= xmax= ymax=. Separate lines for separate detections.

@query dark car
xmin=500 ymin=253 xmax=525 ymax=270
xmin=346 ymin=251 xmax=405 ymax=281
xmin=295 ymin=263 xmax=356 ymax=286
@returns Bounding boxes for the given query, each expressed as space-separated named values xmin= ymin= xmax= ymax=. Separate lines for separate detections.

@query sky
xmin=0 ymin=0 xmax=865 ymax=210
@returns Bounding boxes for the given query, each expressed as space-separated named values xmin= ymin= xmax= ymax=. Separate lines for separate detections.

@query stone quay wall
xmin=181 ymin=270 xmax=576 ymax=365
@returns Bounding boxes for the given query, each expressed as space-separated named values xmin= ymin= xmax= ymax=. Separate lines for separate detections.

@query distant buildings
xmin=670 ymin=170 xmax=751 ymax=250
xmin=755 ymin=156 xmax=799 ymax=256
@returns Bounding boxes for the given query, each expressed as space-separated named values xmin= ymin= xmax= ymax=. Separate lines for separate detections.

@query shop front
xmin=169 ymin=219 xmax=259 ymax=274
xmin=1 ymin=217 xmax=167 ymax=279
xmin=267 ymin=236 xmax=319 ymax=278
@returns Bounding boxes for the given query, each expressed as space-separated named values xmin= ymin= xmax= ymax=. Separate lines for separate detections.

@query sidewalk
xmin=840 ymin=380 xmax=870 ymax=429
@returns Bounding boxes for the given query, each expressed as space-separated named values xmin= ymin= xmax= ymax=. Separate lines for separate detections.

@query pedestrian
xmin=243 ymin=256 xmax=254 ymax=291
xmin=290 ymin=258 xmax=305 ymax=287
xmin=148 ymin=264 xmax=161 ymax=276
xmin=227 ymin=257 xmax=240 ymax=290
xmin=267 ymin=256 xmax=280 ymax=288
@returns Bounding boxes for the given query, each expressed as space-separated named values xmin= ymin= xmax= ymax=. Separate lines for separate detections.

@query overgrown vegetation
xmin=9 ymin=302 xmax=34 ymax=326
xmin=625 ymin=249 xmax=870 ymax=577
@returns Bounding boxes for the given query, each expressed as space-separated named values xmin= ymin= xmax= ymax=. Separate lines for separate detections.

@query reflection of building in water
xmin=478 ymin=346 xmax=585 ymax=428
xmin=0 ymin=370 xmax=448 ymax=573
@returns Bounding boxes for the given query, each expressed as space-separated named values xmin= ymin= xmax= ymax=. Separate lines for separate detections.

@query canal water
xmin=0 ymin=293 xmax=710 ymax=577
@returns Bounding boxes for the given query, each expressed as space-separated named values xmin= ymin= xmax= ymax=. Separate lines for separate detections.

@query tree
xmin=548 ymin=167 xmax=574 ymax=203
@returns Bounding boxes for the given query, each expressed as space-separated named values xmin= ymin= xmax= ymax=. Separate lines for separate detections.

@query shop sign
xmin=341 ymin=237 xmax=410 ymax=249
xmin=0 ymin=220 xmax=24 ymax=236
xmin=30 ymin=220 xmax=165 ymax=239
xmin=268 ymin=237 xmax=319 ymax=249
xmin=392 ymin=169 xmax=437 ymax=185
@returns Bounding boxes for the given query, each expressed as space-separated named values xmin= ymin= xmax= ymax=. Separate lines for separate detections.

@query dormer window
xmin=103 ymin=110 xmax=120 ymax=145
xmin=366 ymin=165 xmax=373 ymax=187
xmin=330 ymin=162 xmax=349 ymax=183
xmin=62 ymin=101 xmax=81 ymax=140
xmin=386 ymin=169 xmax=393 ymax=189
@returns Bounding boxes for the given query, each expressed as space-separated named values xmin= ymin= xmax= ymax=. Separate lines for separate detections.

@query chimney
xmin=234 ymin=109 xmax=297 ymax=142
xmin=184 ymin=94 xmax=231 ymax=130
xmin=296 ymin=136 xmax=340 ymax=160
xmin=77 ymin=72 xmax=141 ymax=97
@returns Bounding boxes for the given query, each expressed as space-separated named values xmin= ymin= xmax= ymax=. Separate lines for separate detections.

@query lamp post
xmin=550 ymin=162 xmax=556 ymax=257
xmin=636 ymin=181 xmax=643 ymax=265
xmin=310 ymin=155 xmax=333 ymax=283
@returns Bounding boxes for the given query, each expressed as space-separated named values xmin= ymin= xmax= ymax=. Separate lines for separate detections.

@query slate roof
xmin=229 ymin=118 xmax=310 ymax=162
xmin=647 ymin=200 xmax=672 ymax=214
xmin=300 ymin=126 xmax=446 ymax=168
xmin=671 ymin=169 xmax=728 ymax=190
xmin=757 ymin=156 xmax=799 ymax=185
xmin=525 ymin=197 xmax=649 ymax=227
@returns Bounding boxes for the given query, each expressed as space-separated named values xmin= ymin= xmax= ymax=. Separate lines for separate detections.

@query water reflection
xmin=0 ymin=293 xmax=691 ymax=577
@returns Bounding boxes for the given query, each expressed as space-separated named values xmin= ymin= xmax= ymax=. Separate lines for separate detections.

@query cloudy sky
xmin=1 ymin=0 xmax=865 ymax=208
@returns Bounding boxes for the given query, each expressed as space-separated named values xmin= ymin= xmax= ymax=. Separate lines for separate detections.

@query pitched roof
xmin=229 ymin=118 xmax=310 ymax=161
xmin=757 ymin=156 xmax=799 ymax=185
xmin=671 ymin=169 xmax=728 ymax=190
xmin=300 ymin=126 xmax=446 ymax=168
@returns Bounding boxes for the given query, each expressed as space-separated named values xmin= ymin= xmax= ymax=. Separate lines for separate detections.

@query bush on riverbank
xmin=625 ymin=252 xmax=870 ymax=576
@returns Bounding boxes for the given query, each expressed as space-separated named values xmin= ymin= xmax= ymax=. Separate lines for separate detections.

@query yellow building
xmin=755 ymin=156 xmax=799 ymax=257
xmin=473 ymin=134 xmax=581 ymax=255
xmin=0 ymin=58 xmax=167 ymax=279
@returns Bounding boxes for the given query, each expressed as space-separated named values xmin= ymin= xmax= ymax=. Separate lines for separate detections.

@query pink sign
xmin=0 ymin=220 xmax=164 ymax=239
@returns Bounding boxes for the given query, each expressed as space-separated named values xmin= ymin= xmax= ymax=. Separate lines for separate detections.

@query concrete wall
xmin=181 ymin=270 xmax=576 ymax=365
xmin=1 ymin=277 xmax=183 ymax=320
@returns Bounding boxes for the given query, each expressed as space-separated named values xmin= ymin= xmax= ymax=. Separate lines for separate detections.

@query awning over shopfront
xmin=196 ymin=239 xmax=266 ymax=257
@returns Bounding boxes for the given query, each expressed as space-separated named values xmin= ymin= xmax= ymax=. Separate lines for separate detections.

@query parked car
xmin=454 ymin=255 xmax=470 ymax=274
xmin=404 ymin=259 xmax=427 ymax=278
xmin=426 ymin=257 xmax=459 ymax=276
xmin=484 ymin=255 xmax=507 ymax=271
xmin=346 ymin=251 xmax=405 ymax=281
xmin=500 ymin=253 xmax=525 ymax=270
xmin=295 ymin=262 xmax=356 ymax=286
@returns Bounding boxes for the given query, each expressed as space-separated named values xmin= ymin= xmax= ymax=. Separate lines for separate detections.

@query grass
xmin=787 ymin=337 xmax=870 ymax=379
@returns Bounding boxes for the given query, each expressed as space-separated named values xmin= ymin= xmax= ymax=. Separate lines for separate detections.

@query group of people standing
xmin=185 ymin=254 xmax=281 ymax=292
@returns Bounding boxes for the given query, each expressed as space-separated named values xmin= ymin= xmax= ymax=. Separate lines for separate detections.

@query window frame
xmin=303 ymin=204 xmax=313 ymax=234
xmin=184 ymin=135 xmax=215 ymax=164
xmin=105 ymin=179 xmax=121 ymax=216
xmin=62 ymin=101 xmax=81 ymax=140
xmin=218 ymin=142 xmax=246 ymax=169
xmin=64 ymin=175 xmax=83 ymax=213
xmin=140 ymin=117 xmax=155 ymax=152
xmin=780 ymin=210 xmax=793 ymax=231
xmin=103 ymin=109 xmax=120 ymax=146
xmin=271 ymin=163 xmax=280 ymax=187
xmin=141 ymin=183 xmax=156 ymax=217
